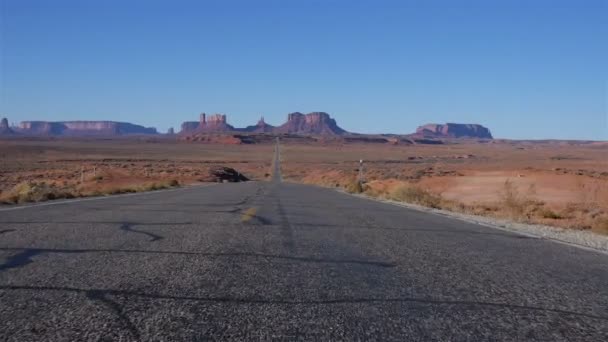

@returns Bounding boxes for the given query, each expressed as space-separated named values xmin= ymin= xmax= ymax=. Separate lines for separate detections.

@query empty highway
xmin=1 ymin=142 xmax=607 ymax=341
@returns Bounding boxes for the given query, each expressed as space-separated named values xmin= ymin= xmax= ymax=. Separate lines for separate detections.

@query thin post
xmin=358 ymin=159 xmax=364 ymax=184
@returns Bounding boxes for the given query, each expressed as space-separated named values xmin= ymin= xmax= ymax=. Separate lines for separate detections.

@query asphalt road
xmin=1 ymin=142 xmax=607 ymax=341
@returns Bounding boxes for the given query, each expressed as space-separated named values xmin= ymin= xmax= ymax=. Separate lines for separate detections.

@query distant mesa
xmin=242 ymin=116 xmax=275 ymax=133
xmin=415 ymin=123 xmax=493 ymax=139
xmin=180 ymin=113 xmax=235 ymax=134
xmin=0 ymin=117 xmax=15 ymax=135
xmin=13 ymin=121 xmax=157 ymax=136
xmin=2 ymin=113 xmax=495 ymax=142
xmin=178 ymin=113 xmax=492 ymax=143
xmin=276 ymin=112 xmax=346 ymax=135
xmin=179 ymin=111 xmax=346 ymax=136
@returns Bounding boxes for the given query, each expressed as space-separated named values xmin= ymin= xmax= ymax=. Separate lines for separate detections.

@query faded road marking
xmin=241 ymin=207 xmax=258 ymax=223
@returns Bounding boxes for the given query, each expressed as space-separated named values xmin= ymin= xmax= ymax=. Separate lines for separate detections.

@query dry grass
xmin=280 ymin=141 xmax=608 ymax=235
xmin=345 ymin=180 xmax=364 ymax=194
xmin=0 ymin=138 xmax=273 ymax=203
xmin=389 ymin=185 xmax=442 ymax=208
xmin=0 ymin=179 xmax=181 ymax=204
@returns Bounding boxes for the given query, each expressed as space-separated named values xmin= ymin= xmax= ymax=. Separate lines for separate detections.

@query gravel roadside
xmin=344 ymin=191 xmax=608 ymax=255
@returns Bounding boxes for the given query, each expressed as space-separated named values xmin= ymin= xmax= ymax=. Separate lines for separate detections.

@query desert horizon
xmin=1 ymin=1 xmax=606 ymax=340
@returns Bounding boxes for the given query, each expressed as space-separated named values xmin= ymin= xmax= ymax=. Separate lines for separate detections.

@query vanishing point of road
xmin=1 ymin=140 xmax=607 ymax=341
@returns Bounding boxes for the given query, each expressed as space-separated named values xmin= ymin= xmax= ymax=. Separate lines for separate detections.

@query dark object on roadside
xmin=209 ymin=166 xmax=249 ymax=183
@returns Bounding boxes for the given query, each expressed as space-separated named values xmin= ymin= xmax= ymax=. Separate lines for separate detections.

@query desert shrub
xmin=0 ymin=181 xmax=75 ymax=204
xmin=591 ymin=217 xmax=608 ymax=235
xmin=363 ymin=186 xmax=384 ymax=198
xmin=169 ymin=179 xmax=179 ymax=187
xmin=346 ymin=180 xmax=364 ymax=194
xmin=390 ymin=185 xmax=442 ymax=208
xmin=143 ymin=183 xmax=160 ymax=191
xmin=539 ymin=208 xmax=563 ymax=220
xmin=411 ymin=169 xmax=427 ymax=181
xmin=500 ymin=179 xmax=528 ymax=221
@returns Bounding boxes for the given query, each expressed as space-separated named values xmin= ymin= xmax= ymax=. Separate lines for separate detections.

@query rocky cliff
xmin=180 ymin=111 xmax=346 ymax=135
xmin=180 ymin=113 xmax=235 ymax=133
xmin=0 ymin=117 xmax=15 ymax=135
xmin=16 ymin=121 xmax=158 ymax=136
xmin=241 ymin=117 xmax=275 ymax=133
xmin=275 ymin=112 xmax=346 ymax=135
xmin=415 ymin=123 xmax=493 ymax=139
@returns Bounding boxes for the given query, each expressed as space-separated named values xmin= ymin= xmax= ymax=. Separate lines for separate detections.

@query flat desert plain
xmin=0 ymin=137 xmax=273 ymax=201
xmin=280 ymin=140 xmax=608 ymax=234
xmin=1 ymin=137 xmax=607 ymax=234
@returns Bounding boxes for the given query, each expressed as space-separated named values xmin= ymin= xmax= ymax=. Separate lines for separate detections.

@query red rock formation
xmin=242 ymin=116 xmax=275 ymax=133
xmin=180 ymin=121 xmax=199 ymax=133
xmin=180 ymin=111 xmax=347 ymax=136
xmin=180 ymin=113 xmax=235 ymax=134
xmin=203 ymin=114 xmax=234 ymax=131
xmin=0 ymin=117 xmax=15 ymax=135
xmin=16 ymin=121 xmax=157 ymax=136
xmin=415 ymin=123 xmax=493 ymax=139
xmin=276 ymin=112 xmax=346 ymax=135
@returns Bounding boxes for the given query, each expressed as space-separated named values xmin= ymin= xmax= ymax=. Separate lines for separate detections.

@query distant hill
xmin=13 ymin=120 xmax=157 ymax=136
xmin=275 ymin=112 xmax=346 ymax=135
xmin=241 ymin=117 xmax=275 ymax=133
xmin=0 ymin=118 xmax=15 ymax=135
xmin=2 ymin=113 xmax=493 ymax=142
xmin=415 ymin=123 xmax=493 ymax=139
xmin=179 ymin=111 xmax=346 ymax=136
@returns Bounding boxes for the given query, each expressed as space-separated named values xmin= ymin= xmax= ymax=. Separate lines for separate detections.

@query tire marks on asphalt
xmin=119 ymin=222 xmax=163 ymax=242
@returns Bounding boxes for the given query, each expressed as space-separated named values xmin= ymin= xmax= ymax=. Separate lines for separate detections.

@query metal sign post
xmin=358 ymin=159 xmax=364 ymax=184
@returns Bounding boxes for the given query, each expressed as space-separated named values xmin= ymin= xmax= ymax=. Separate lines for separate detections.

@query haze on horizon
xmin=1 ymin=0 xmax=606 ymax=140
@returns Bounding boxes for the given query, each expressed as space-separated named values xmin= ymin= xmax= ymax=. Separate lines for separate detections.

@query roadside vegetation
xmin=343 ymin=178 xmax=608 ymax=236
xmin=0 ymin=179 xmax=180 ymax=204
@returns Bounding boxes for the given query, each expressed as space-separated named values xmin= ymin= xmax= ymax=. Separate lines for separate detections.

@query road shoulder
xmin=339 ymin=189 xmax=608 ymax=255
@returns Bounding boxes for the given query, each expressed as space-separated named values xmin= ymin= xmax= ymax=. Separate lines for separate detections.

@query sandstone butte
xmin=0 ymin=117 xmax=14 ymax=135
xmin=0 ymin=114 xmax=493 ymax=140
xmin=415 ymin=123 xmax=493 ymax=139
xmin=180 ymin=112 xmax=347 ymax=136
xmin=8 ymin=120 xmax=157 ymax=136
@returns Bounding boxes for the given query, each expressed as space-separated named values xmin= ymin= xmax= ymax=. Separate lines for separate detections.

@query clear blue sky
xmin=1 ymin=0 xmax=606 ymax=139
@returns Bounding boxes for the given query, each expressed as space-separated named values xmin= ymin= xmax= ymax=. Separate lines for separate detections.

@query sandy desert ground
xmin=1 ymin=137 xmax=607 ymax=234
xmin=0 ymin=137 xmax=273 ymax=202
xmin=280 ymin=140 xmax=608 ymax=234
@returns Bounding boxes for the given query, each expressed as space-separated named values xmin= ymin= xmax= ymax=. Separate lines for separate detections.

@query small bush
xmin=592 ymin=217 xmax=608 ymax=235
xmin=540 ymin=208 xmax=563 ymax=220
xmin=169 ymin=179 xmax=179 ymax=187
xmin=0 ymin=181 xmax=75 ymax=204
xmin=346 ymin=180 xmax=364 ymax=194
xmin=499 ymin=179 xmax=532 ymax=221
xmin=390 ymin=185 xmax=442 ymax=208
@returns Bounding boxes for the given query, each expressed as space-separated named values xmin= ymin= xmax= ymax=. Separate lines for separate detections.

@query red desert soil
xmin=279 ymin=141 xmax=608 ymax=234
xmin=0 ymin=138 xmax=273 ymax=202
xmin=1 ymin=137 xmax=607 ymax=234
